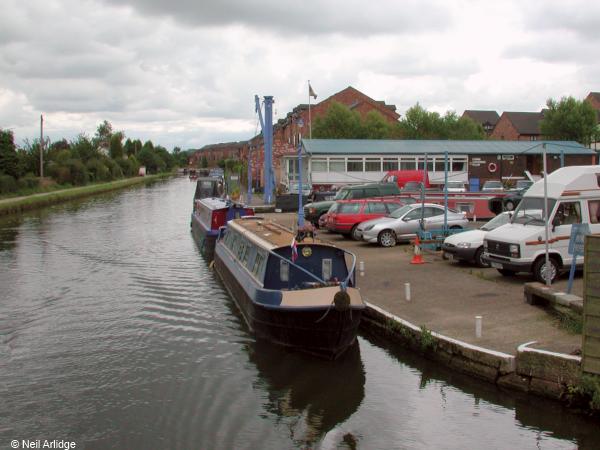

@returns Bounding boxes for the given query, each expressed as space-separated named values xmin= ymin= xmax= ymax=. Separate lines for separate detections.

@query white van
xmin=483 ymin=165 xmax=600 ymax=283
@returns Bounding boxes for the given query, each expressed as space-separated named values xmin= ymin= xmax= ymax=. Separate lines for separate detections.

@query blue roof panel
xmin=302 ymin=139 xmax=594 ymax=155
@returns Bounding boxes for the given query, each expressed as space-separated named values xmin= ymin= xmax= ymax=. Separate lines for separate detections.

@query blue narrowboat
xmin=191 ymin=197 xmax=254 ymax=259
xmin=214 ymin=217 xmax=365 ymax=359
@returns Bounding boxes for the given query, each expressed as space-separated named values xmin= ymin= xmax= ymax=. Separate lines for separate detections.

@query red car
xmin=327 ymin=197 xmax=415 ymax=240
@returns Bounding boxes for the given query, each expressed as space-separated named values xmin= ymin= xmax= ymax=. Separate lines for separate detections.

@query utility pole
xmin=40 ymin=114 xmax=44 ymax=179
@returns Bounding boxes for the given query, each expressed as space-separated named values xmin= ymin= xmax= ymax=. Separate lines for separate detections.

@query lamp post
xmin=297 ymin=117 xmax=304 ymax=227
xmin=542 ymin=143 xmax=551 ymax=286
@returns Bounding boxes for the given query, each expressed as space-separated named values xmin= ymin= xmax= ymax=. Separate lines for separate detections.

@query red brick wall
xmin=585 ymin=93 xmax=600 ymax=111
xmin=489 ymin=114 xmax=520 ymax=140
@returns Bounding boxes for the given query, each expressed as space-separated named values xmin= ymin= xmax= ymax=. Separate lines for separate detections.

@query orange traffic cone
xmin=410 ymin=235 xmax=425 ymax=264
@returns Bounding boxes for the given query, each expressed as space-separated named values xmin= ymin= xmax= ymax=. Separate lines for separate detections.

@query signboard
xmin=230 ymin=175 xmax=239 ymax=181
xmin=501 ymin=155 xmax=515 ymax=160
xmin=209 ymin=168 xmax=224 ymax=178
xmin=567 ymin=223 xmax=590 ymax=293
xmin=568 ymin=223 xmax=590 ymax=255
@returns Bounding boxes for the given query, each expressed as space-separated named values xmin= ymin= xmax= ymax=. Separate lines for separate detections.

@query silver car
xmin=357 ymin=203 xmax=468 ymax=247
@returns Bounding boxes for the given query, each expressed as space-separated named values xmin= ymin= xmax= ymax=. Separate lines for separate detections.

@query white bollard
xmin=359 ymin=261 xmax=365 ymax=277
xmin=475 ymin=315 xmax=482 ymax=338
xmin=405 ymin=282 xmax=411 ymax=301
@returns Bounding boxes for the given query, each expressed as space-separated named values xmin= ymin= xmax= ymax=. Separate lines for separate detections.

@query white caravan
xmin=483 ymin=165 xmax=600 ymax=283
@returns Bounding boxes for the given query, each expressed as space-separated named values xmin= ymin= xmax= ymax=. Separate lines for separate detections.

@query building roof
xmin=502 ymin=111 xmax=544 ymax=135
xmin=462 ymin=110 xmax=500 ymax=125
xmin=302 ymin=139 xmax=594 ymax=156
xmin=587 ymin=92 xmax=600 ymax=104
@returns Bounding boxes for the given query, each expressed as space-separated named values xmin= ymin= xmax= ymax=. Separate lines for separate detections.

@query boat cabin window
xmin=322 ymin=259 xmax=332 ymax=281
xmin=252 ymin=252 xmax=266 ymax=278
xmin=280 ymin=260 xmax=289 ymax=282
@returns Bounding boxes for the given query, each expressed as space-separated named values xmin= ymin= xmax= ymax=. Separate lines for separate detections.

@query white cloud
xmin=0 ymin=0 xmax=599 ymax=150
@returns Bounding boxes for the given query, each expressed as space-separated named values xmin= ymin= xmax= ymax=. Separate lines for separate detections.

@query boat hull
xmin=190 ymin=213 xmax=217 ymax=259
xmin=214 ymin=246 xmax=363 ymax=360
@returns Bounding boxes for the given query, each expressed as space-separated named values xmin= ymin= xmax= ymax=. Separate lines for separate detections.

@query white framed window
xmin=400 ymin=158 xmax=416 ymax=170
xmin=347 ymin=158 xmax=364 ymax=172
xmin=329 ymin=158 xmax=345 ymax=173
xmin=311 ymin=159 xmax=327 ymax=172
xmin=365 ymin=158 xmax=382 ymax=172
xmin=383 ymin=158 xmax=398 ymax=171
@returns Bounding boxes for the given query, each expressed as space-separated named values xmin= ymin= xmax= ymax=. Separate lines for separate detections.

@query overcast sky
xmin=1 ymin=0 xmax=598 ymax=150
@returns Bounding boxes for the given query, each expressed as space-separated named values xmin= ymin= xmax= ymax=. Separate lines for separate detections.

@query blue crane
xmin=254 ymin=95 xmax=275 ymax=204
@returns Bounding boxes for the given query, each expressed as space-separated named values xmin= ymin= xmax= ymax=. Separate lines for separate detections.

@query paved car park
xmin=265 ymin=212 xmax=583 ymax=355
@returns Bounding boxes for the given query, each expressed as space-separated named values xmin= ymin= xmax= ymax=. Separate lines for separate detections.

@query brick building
xmin=461 ymin=110 xmax=500 ymax=136
xmin=489 ymin=111 xmax=545 ymax=141
xmin=191 ymin=86 xmax=400 ymax=189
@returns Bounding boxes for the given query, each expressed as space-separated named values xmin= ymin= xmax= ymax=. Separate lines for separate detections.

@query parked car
xmin=357 ymin=203 xmax=468 ymax=247
xmin=382 ymin=170 xmax=430 ymax=189
xmin=442 ymin=212 xmax=514 ymax=267
xmin=444 ymin=181 xmax=467 ymax=193
xmin=488 ymin=185 xmax=532 ymax=214
xmin=515 ymin=179 xmax=534 ymax=190
xmin=303 ymin=182 xmax=401 ymax=227
xmin=483 ymin=165 xmax=600 ymax=283
xmin=481 ymin=180 xmax=504 ymax=192
xmin=327 ymin=197 xmax=415 ymax=240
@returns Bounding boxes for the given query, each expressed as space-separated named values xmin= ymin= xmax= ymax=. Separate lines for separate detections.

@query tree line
xmin=312 ymin=96 xmax=600 ymax=144
xmin=0 ymin=120 xmax=190 ymax=195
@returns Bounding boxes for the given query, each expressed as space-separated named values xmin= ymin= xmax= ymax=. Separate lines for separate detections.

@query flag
xmin=308 ymin=83 xmax=317 ymax=100
xmin=291 ymin=237 xmax=298 ymax=262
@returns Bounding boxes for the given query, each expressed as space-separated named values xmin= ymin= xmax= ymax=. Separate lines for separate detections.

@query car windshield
xmin=389 ymin=204 xmax=413 ymax=218
xmin=511 ymin=197 xmax=555 ymax=225
xmin=516 ymin=180 xmax=533 ymax=190
xmin=480 ymin=213 xmax=510 ymax=231
xmin=334 ymin=188 xmax=351 ymax=200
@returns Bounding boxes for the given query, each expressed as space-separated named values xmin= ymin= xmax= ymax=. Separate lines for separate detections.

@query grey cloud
xmin=99 ymin=0 xmax=453 ymax=36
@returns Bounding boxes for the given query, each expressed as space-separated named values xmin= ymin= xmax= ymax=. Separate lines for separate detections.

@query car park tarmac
xmin=266 ymin=212 xmax=582 ymax=356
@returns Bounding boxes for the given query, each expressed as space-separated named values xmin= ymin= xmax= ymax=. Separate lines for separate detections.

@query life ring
xmin=488 ymin=162 xmax=497 ymax=173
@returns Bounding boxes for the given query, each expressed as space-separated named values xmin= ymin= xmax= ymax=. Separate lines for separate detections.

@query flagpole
xmin=308 ymin=80 xmax=312 ymax=139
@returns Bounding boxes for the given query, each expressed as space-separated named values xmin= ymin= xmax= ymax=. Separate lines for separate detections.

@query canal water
xmin=0 ymin=178 xmax=598 ymax=450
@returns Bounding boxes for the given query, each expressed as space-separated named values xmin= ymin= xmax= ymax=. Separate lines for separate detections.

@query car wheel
xmin=533 ymin=257 xmax=559 ymax=284
xmin=350 ymin=224 xmax=361 ymax=241
xmin=497 ymin=268 xmax=516 ymax=276
xmin=316 ymin=214 xmax=327 ymax=229
xmin=378 ymin=230 xmax=396 ymax=247
xmin=505 ymin=200 xmax=515 ymax=211
xmin=474 ymin=247 xmax=489 ymax=268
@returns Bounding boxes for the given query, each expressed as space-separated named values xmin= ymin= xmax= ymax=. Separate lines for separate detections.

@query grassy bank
xmin=0 ymin=173 xmax=172 ymax=216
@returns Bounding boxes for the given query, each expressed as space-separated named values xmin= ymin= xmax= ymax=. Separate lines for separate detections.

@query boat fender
xmin=333 ymin=290 xmax=351 ymax=311
xmin=209 ymin=260 xmax=215 ymax=270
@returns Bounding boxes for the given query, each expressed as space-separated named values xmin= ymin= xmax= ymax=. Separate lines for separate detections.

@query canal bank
xmin=0 ymin=173 xmax=173 ymax=216
xmin=263 ymin=212 xmax=596 ymax=412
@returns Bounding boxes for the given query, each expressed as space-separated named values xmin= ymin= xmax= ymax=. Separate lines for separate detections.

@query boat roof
xmin=228 ymin=218 xmax=329 ymax=250
xmin=526 ymin=165 xmax=600 ymax=198
xmin=198 ymin=197 xmax=229 ymax=209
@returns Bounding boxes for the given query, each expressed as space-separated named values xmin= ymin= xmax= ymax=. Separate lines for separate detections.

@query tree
xmin=124 ymin=138 xmax=135 ymax=157
xmin=540 ymin=96 xmax=598 ymax=146
xmin=312 ymin=102 xmax=363 ymax=138
xmin=0 ymin=129 xmax=19 ymax=178
xmin=397 ymin=104 xmax=486 ymax=140
xmin=94 ymin=120 xmax=113 ymax=150
xmin=109 ymin=133 xmax=124 ymax=159
xmin=363 ymin=111 xmax=391 ymax=139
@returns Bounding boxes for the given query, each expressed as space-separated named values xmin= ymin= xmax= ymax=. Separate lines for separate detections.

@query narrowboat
xmin=214 ymin=217 xmax=365 ymax=359
xmin=191 ymin=197 xmax=254 ymax=259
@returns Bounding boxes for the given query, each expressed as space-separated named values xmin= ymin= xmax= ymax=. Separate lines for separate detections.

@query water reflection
xmin=0 ymin=215 xmax=22 ymax=252
xmin=362 ymin=330 xmax=600 ymax=449
xmin=245 ymin=339 xmax=365 ymax=448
